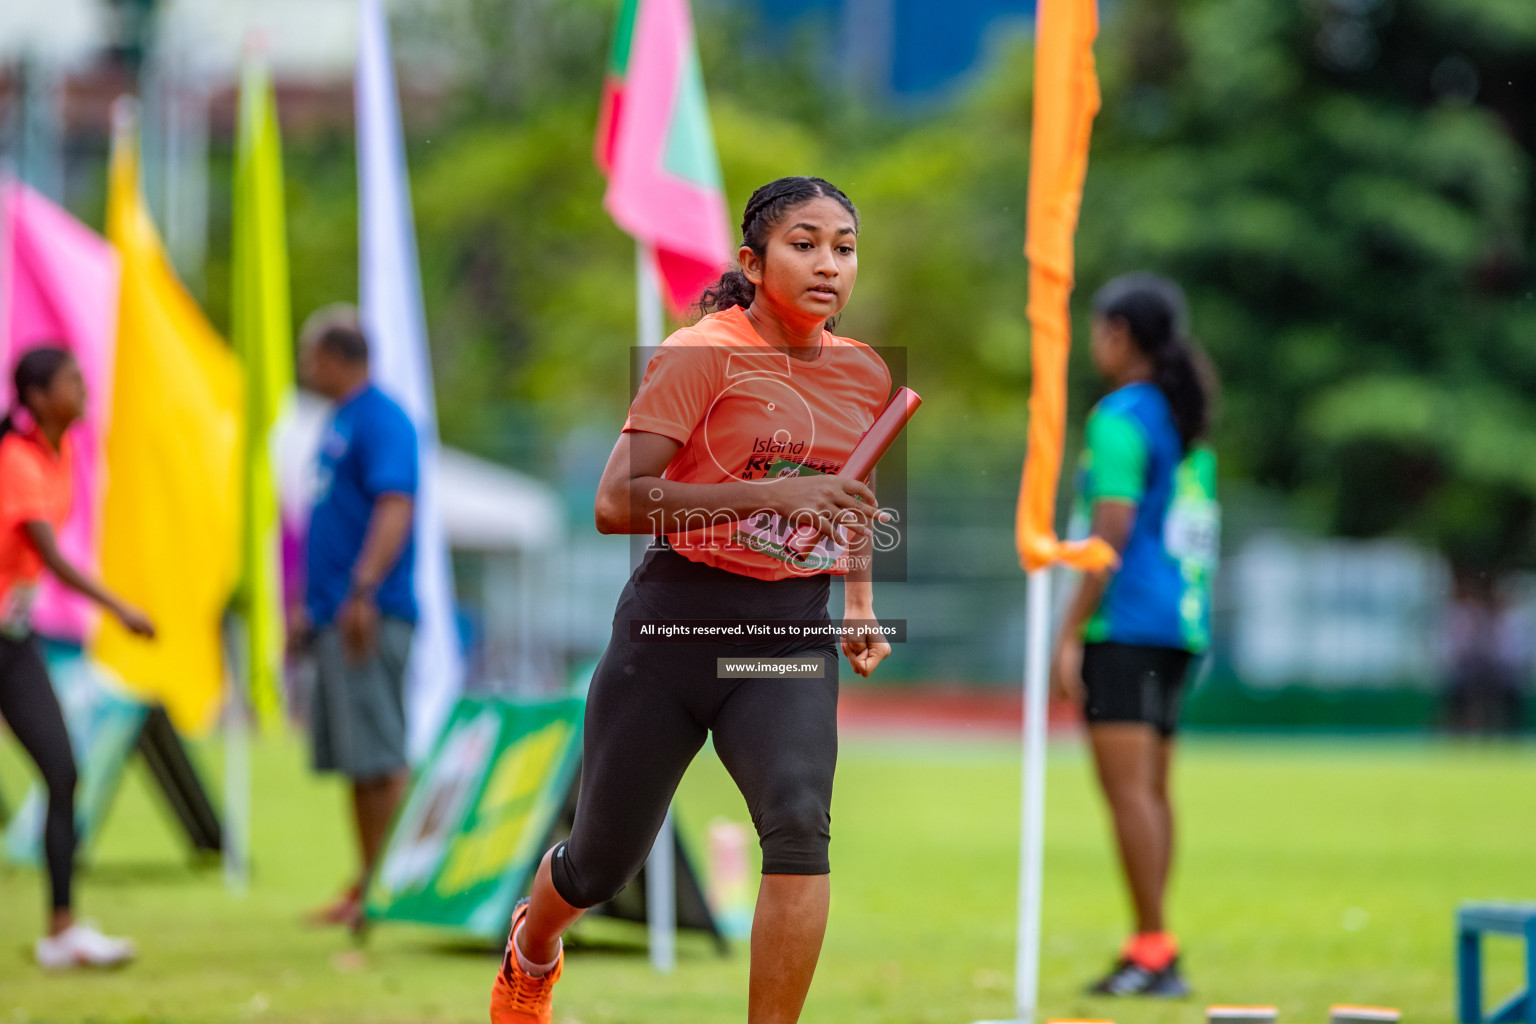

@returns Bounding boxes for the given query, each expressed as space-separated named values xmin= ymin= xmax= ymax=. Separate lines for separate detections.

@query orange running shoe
xmin=490 ymin=899 xmax=563 ymax=1024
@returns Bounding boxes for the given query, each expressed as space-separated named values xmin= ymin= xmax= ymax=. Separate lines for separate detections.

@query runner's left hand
xmin=841 ymin=616 xmax=891 ymax=678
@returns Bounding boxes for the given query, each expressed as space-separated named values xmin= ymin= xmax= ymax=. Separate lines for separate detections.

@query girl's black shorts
xmin=1081 ymin=641 xmax=1195 ymax=738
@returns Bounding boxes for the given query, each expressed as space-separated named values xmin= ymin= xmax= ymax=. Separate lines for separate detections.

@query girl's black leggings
xmin=550 ymin=540 xmax=840 ymax=909
xmin=0 ymin=634 xmax=78 ymax=911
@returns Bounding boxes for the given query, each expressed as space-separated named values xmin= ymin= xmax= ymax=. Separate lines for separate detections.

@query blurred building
xmin=738 ymin=0 xmax=1036 ymax=99
xmin=1 ymin=0 xmax=375 ymax=77
xmin=0 ymin=0 xmax=447 ymax=282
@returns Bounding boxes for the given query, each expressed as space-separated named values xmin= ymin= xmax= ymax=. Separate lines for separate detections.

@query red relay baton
xmin=787 ymin=386 xmax=922 ymax=557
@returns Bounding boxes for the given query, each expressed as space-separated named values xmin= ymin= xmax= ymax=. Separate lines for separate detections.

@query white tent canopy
xmin=277 ymin=390 xmax=564 ymax=551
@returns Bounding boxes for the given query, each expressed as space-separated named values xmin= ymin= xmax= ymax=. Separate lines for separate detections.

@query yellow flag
xmin=232 ymin=55 xmax=293 ymax=729
xmin=94 ymin=103 xmax=245 ymax=735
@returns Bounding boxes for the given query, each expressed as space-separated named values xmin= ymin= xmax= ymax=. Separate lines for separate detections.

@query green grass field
xmin=0 ymin=730 xmax=1529 ymax=1023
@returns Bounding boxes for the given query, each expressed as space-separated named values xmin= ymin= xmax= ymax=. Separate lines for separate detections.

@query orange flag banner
xmin=1014 ymin=0 xmax=1118 ymax=574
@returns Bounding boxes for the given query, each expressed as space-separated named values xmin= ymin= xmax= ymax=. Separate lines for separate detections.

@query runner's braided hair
xmin=696 ymin=176 xmax=859 ymax=329
xmin=0 ymin=346 xmax=74 ymax=442
xmin=1091 ymin=273 xmax=1217 ymax=452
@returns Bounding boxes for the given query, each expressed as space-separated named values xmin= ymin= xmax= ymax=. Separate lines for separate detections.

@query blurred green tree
xmin=1075 ymin=0 xmax=1536 ymax=569
xmin=215 ymin=0 xmax=1535 ymax=568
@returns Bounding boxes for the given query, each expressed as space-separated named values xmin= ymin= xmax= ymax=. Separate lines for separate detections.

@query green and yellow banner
xmin=364 ymin=696 xmax=584 ymax=938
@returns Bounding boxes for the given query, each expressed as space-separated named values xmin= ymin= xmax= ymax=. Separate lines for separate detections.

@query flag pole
xmin=222 ymin=615 xmax=252 ymax=894
xmin=636 ymin=240 xmax=676 ymax=973
xmin=357 ymin=0 xmax=464 ymax=759
xmin=974 ymin=567 xmax=1051 ymax=1024
xmin=985 ymin=0 xmax=1102 ymax=1013
xmin=1016 ymin=568 xmax=1052 ymax=1023
xmin=636 ymin=240 xmax=664 ymax=350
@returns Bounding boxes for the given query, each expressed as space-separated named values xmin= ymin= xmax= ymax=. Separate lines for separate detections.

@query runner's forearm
xmin=843 ymin=498 xmax=874 ymax=613
xmin=602 ymin=477 xmax=791 ymax=535
xmin=24 ymin=521 xmax=122 ymax=612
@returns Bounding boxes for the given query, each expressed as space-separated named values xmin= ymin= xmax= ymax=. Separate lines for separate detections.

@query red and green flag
xmin=596 ymin=0 xmax=731 ymax=317
xmin=594 ymin=0 xmax=638 ymax=175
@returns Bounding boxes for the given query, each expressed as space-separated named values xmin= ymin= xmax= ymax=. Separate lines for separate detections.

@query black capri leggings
xmin=0 ymin=634 xmax=78 ymax=911
xmin=550 ymin=540 xmax=839 ymax=909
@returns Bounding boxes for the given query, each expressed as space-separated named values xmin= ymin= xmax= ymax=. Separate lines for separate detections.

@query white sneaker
xmin=35 ymin=922 xmax=136 ymax=970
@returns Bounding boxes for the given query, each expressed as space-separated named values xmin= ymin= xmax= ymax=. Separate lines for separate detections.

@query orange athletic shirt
xmin=0 ymin=426 xmax=74 ymax=637
xmin=623 ymin=306 xmax=893 ymax=581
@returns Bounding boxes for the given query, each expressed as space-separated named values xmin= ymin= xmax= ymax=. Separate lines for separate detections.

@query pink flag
xmin=0 ymin=181 xmax=121 ymax=641
xmin=600 ymin=0 xmax=732 ymax=316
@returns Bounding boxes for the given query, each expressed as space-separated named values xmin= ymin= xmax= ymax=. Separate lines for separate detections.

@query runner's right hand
xmin=769 ymin=475 xmax=885 ymax=545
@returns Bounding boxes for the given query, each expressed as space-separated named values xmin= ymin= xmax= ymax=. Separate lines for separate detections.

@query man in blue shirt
xmin=294 ymin=305 xmax=418 ymax=930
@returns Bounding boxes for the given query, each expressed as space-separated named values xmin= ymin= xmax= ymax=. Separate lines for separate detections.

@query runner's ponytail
xmin=1092 ymin=273 xmax=1216 ymax=452
xmin=697 ymin=268 xmax=757 ymax=313
xmin=696 ymin=176 xmax=860 ymax=329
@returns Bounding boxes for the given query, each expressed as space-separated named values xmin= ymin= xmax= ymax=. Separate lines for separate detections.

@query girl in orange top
xmin=490 ymin=177 xmax=894 ymax=1024
xmin=0 ymin=347 xmax=155 ymax=969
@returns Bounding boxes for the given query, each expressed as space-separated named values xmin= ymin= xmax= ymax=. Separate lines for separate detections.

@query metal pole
xmin=636 ymin=239 xmax=675 ymax=972
xmin=165 ymin=62 xmax=209 ymax=292
xmin=973 ymin=568 xmax=1052 ymax=1024
xmin=223 ymin=618 xmax=252 ymax=894
xmin=19 ymin=55 xmax=64 ymax=201
xmin=647 ymin=804 xmax=678 ymax=972
xmin=636 ymin=239 xmax=664 ymax=349
xmin=1016 ymin=569 xmax=1052 ymax=1024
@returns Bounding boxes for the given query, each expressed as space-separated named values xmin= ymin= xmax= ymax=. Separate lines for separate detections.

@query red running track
xmin=836 ymin=685 xmax=1083 ymax=737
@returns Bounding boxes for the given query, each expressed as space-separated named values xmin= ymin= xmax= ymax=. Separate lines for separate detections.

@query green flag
xmin=232 ymin=54 xmax=293 ymax=728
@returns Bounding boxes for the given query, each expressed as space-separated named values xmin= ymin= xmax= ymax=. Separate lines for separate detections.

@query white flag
xmin=356 ymin=0 xmax=463 ymax=757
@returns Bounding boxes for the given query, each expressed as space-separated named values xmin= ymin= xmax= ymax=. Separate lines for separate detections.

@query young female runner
xmin=489 ymin=176 xmax=894 ymax=1024
xmin=0 ymin=347 xmax=156 ymax=968
xmin=1051 ymin=273 xmax=1218 ymax=997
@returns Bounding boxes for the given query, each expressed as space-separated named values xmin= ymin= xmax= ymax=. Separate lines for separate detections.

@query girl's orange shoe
xmin=489 ymin=900 xmax=563 ymax=1024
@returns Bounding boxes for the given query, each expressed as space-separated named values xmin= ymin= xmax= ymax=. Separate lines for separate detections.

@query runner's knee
xmin=756 ymin=786 xmax=831 ymax=875
xmin=547 ymin=839 xmax=640 ymax=909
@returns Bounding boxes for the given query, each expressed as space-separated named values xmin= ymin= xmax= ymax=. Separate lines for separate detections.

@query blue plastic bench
xmin=1459 ymin=902 xmax=1536 ymax=1023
